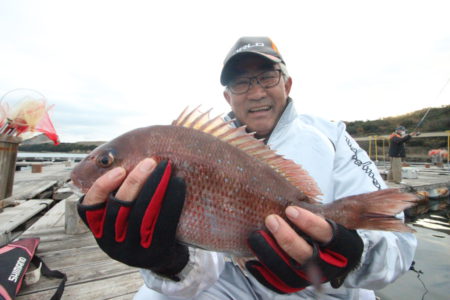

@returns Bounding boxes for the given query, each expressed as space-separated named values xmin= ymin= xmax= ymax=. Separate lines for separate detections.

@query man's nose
xmin=247 ymin=79 xmax=267 ymax=98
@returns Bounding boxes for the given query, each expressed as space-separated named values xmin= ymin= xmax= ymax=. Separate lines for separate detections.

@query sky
xmin=1 ymin=0 xmax=449 ymax=142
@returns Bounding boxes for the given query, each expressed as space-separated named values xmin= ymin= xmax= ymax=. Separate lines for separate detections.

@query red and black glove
xmin=77 ymin=160 xmax=188 ymax=280
xmin=245 ymin=219 xmax=364 ymax=294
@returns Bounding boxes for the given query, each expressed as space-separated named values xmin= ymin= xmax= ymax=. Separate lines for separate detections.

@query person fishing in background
xmin=77 ymin=37 xmax=417 ymax=300
xmin=388 ymin=126 xmax=418 ymax=184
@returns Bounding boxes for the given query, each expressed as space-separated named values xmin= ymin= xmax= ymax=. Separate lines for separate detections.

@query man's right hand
xmin=77 ymin=158 xmax=189 ymax=280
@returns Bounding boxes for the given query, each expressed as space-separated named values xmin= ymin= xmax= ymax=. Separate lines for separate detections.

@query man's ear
xmin=223 ymin=89 xmax=231 ymax=105
xmin=284 ymin=77 xmax=292 ymax=95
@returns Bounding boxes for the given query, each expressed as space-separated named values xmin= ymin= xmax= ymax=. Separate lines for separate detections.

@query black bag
xmin=0 ymin=238 xmax=67 ymax=300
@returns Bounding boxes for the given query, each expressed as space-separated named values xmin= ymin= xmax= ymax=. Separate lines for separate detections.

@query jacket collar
xmin=273 ymin=97 xmax=296 ymax=130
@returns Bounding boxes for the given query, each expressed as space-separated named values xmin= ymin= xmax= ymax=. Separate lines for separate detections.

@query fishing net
xmin=8 ymin=97 xmax=47 ymax=133
xmin=0 ymin=89 xmax=59 ymax=144
xmin=35 ymin=108 xmax=59 ymax=145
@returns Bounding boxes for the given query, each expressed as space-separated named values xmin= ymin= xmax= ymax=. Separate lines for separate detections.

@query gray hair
xmin=278 ymin=63 xmax=290 ymax=81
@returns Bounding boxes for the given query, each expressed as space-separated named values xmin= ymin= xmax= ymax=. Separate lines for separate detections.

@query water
xmin=376 ymin=212 xmax=450 ymax=300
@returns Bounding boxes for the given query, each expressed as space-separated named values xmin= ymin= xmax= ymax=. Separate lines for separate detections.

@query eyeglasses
xmin=227 ymin=70 xmax=282 ymax=95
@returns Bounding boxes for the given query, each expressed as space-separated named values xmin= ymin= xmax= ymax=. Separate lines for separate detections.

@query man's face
xmin=223 ymin=56 xmax=292 ymax=139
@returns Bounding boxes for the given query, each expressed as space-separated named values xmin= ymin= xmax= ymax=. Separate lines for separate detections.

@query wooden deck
xmin=16 ymin=198 xmax=143 ymax=300
xmin=0 ymin=163 xmax=75 ymax=245
xmin=0 ymin=163 xmax=143 ymax=299
xmin=12 ymin=163 xmax=73 ymax=199
xmin=0 ymin=199 xmax=53 ymax=245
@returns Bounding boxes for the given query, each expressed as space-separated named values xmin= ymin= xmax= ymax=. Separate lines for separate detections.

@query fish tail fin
xmin=324 ymin=188 xmax=420 ymax=232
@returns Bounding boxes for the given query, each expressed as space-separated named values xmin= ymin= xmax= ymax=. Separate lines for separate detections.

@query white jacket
xmin=139 ymin=100 xmax=417 ymax=300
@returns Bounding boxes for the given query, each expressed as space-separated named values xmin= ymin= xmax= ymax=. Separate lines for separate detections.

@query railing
xmin=353 ymin=131 xmax=450 ymax=164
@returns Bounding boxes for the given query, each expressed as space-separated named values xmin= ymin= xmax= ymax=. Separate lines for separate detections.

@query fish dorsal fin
xmin=173 ymin=106 xmax=322 ymax=199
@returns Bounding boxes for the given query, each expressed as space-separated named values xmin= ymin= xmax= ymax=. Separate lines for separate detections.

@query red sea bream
xmin=71 ymin=107 xmax=419 ymax=256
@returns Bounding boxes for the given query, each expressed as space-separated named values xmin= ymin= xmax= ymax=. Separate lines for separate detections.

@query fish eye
xmin=96 ymin=151 xmax=115 ymax=168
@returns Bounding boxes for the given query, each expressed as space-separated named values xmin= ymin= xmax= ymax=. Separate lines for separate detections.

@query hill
xmin=20 ymin=134 xmax=54 ymax=145
xmin=18 ymin=142 xmax=101 ymax=153
xmin=18 ymin=133 xmax=105 ymax=152
xmin=345 ymin=105 xmax=449 ymax=137
xmin=19 ymin=137 xmax=104 ymax=153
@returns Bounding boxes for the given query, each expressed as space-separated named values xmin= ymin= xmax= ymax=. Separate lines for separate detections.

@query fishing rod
xmin=411 ymin=76 xmax=450 ymax=133
xmin=411 ymin=107 xmax=432 ymax=133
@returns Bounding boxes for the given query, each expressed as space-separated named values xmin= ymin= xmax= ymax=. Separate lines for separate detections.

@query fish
xmin=71 ymin=107 xmax=419 ymax=256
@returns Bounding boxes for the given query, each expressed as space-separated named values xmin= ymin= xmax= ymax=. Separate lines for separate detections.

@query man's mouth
xmin=248 ymin=106 xmax=271 ymax=113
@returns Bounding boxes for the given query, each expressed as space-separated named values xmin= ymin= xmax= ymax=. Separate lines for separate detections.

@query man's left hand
xmin=246 ymin=206 xmax=364 ymax=294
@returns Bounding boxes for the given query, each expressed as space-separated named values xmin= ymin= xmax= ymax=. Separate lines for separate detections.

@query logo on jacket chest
xmin=345 ymin=136 xmax=382 ymax=190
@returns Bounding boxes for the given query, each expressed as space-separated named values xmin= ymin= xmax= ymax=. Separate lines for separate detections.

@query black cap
xmin=220 ymin=36 xmax=285 ymax=86
xmin=396 ymin=126 xmax=406 ymax=131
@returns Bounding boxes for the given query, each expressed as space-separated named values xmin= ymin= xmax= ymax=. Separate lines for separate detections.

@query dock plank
xmin=21 ymin=258 xmax=138 ymax=294
xmin=16 ymin=194 xmax=143 ymax=300
xmin=1 ymin=163 xmax=73 ymax=208
xmin=106 ymin=292 xmax=139 ymax=300
xmin=0 ymin=199 xmax=53 ymax=245
xmin=26 ymin=232 xmax=96 ymax=252
xmin=4 ymin=163 xmax=74 ymax=202
xmin=36 ymin=245 xmax=114 ymax=269
xmin=13 ymin=162 xmax=73 ymax=184
xmin=17 ymin=271 xmax=142 ymax=300
xmin=11 ymin=180 xmax=58 ymax=200
xmin=23 ymin=198 xmax=66 ymax=234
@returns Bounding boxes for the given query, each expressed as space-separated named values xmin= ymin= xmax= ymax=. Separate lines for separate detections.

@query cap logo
xmin=235 ymin=42 xmax=265 ymax=53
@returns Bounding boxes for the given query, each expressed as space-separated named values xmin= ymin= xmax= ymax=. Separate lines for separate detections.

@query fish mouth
xmin=70 ymin=174 xmax=90 ymax=195
xmin=70 ymin=168 xmax=92 ymax=195
xmin=67 ymin=182 xmax=85 ymax=197
xmin=248 ymin=105 xmax=272 ymax=113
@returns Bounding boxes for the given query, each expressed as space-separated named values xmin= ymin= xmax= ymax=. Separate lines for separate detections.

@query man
xmin=78 ymin=37 xmax=416 ymax=299
xmin=388 ymin=126 xmax=417 ymax=184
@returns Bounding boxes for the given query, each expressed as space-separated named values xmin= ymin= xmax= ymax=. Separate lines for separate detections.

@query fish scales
xmin=149 ymin=125 xmax=309 ymax=255
xmin=71 ymin=107 xmax=419 ymax=257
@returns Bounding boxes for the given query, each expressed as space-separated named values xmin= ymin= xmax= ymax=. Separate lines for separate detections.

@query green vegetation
xmin=19 ymin=143 xmax=100 ymax=153
xmin=346 ymin=105 xmax=449 ymax=136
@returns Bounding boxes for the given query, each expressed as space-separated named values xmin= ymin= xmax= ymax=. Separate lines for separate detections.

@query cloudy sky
xmin=1 ymin=0 xmax=449 ymax=142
